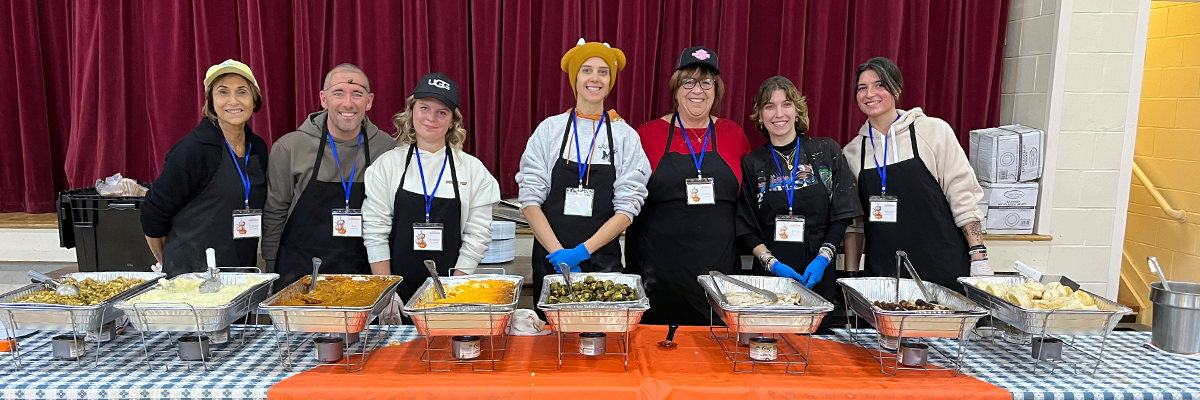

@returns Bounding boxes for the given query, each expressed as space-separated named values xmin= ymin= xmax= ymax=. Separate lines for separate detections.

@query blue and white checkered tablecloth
xmin=829 ymin=330 xmax=1200 ymax=400
xmin=0 ymin=325 xmax=420 ymax=400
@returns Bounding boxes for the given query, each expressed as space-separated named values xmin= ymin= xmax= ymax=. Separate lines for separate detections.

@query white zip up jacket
xmin=362 ymin=143 xmax=501 ymax=272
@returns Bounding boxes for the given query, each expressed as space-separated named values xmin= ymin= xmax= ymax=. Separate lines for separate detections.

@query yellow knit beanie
xmin=561 ymin=38 xmax=627 ymax=94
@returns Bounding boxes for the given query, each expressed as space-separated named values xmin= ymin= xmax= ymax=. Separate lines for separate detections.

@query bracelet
xmin=818 ymin=244 xmax=836 ymax=260
xmin=971 ymin=257 xmax=989 ymax=262
xmin=968 ymin=244 xmax=987 ymax=252
xmin=762 ymin=256 xmax=778 ymax=271
xmin=968 ymin=248 xmax=988 ymax=256
xmin=758 ymin=250 xmax=774 ymax=263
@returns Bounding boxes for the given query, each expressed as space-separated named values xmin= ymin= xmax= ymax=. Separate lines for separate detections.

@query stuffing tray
xmin=0 ymin=271 xmax=165 ymax=332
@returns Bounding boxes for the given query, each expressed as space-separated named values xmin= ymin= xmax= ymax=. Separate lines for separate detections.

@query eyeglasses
xmin=681 ymin=78 xmax=715 ymax=90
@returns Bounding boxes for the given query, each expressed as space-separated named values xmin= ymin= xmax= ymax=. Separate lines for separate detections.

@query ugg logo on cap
xmin=692 ymin=49 xmax=711 ymax=60
xmin=428 ymin=79 xmax=451 ymax=90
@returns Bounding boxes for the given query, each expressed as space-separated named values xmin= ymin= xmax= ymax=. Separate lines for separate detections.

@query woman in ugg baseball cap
xmin=362 ymin=72 xmax=501 ymax=324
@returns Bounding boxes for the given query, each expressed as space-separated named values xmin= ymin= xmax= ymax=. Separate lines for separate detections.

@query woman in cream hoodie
xmin=842 ymin=57 xmax=992 ymax=292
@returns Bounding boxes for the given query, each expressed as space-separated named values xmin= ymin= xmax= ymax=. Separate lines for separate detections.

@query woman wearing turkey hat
xmin=735 ymin=76 xmax=862 ymax=310
xmin=362 ymin=73 xmax=500 ymax=311
xmin=516 ymin=39 xmax=651 ymax=307
xmin=141 ymin=59 xmax=269 ymax=277
xmin=625 ymin=46 xmax=752 ymax=326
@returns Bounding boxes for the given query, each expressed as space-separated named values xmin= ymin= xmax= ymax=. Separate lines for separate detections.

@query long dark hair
xmin=854 ymin=57 xmax=904 ymax=103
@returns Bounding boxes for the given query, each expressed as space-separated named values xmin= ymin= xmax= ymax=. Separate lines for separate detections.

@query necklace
xmin=773 ymin=148 xmax=795 ymax=171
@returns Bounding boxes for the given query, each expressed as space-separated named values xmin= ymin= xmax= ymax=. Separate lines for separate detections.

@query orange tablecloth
xmin=268 ymin=325 xmax=1010 ymax=400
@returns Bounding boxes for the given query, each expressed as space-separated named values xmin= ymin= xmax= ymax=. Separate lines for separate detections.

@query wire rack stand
xmin=1 ymin=308 xmax=112 ymax=369
xmin=708 ymin=309 xmax=814 ymax=374
xmin=844 ymin=310 xmax=974 ymax=377
xmin=976 ymin=311 xmax=1121 ymax=375
xmin=417 ymin=302 xmax=510 ymax=372
xmin=547 ymin=307 xmax=634 ymax=371
xmin=272 ymin=311 xmax=389 ymax=373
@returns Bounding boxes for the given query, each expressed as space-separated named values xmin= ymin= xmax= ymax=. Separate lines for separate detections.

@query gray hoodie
xmin=261 ymin=110 xmax=396 ymax=268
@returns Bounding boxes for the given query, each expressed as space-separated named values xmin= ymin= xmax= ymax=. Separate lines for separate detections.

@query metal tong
xmin=711 ymin=270 xmax=778 ymax=303
xmin=425 ymin=260 xmax=447 ymax=299
xmin=895 ymin=250 xmax=934 ymax=303
xmin=558 ymin=263 xmax=575 ymax=297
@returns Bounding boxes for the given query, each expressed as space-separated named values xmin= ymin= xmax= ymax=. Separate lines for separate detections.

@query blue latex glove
xmin=547 ymin=243 xmax=590 ymax=273
xmin=801 ymin=254 xmax=831 ymax=289
xmin=770 ymin=260 xmax=804 ymax=282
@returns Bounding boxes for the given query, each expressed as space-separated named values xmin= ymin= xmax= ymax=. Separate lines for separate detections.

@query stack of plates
xmin=482 ymin=221 xmax=516 ymax=263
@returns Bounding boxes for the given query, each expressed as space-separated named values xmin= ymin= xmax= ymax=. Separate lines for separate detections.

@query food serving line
xmin=0 ymin=253 xmax=1197 ymax=400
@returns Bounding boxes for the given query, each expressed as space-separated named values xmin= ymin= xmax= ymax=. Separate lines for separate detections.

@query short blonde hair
xmin=392 ymin=96 xmax=467 ymax=150
xmin=749 ymin=76 xmax=809 ymax=136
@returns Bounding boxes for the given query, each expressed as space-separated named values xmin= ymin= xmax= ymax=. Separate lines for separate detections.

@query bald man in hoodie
xmin=262 ymin=63 xmax=396 ymax=291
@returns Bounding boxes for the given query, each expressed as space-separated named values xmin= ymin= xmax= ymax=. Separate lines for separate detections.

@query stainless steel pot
xmin=1150 ymin=281 xmax=1200 ymax=354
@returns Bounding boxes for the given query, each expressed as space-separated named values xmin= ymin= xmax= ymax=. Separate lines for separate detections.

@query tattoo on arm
xmin=964 ymin=221 xmax=984 ymax=243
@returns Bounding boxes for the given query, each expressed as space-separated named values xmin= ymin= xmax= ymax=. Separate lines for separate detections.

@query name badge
xmin=332 ymin=208 xmax=363 ymax=237
xmin=564 ymin=187 xmax=594 ymax=217
xmin=232 ymin=209 xmax=263 ymax=239
xmin=774 ymin=215 xmax=805 ymax=242
xmin=868 ymin=195 xmax=899 ymax=223
xmin=413 ymin=223 xmax=444 ymax=251
xmin=685 ymin=178 xmax=715 ymax=205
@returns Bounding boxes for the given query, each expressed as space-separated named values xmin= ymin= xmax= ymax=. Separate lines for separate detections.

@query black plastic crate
xmin=57 ymin=185 xmax=158 ymax=272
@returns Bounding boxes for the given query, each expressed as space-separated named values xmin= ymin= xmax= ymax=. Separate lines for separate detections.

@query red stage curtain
xmin=2 ymin=0 xmax=1008 ymax=213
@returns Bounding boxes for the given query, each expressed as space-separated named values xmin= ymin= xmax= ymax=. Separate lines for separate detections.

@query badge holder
xmin=774 ymin=215 xmax=806 ymax=242
xmin=232 ymin=209 xmax=263 ymax=238
xmin=413 ymin=223 xmax=444 ymax=251
xmin=564 ymin=187 xmax=595 ymax=217
xmin=868 ymin=196 xmax=898 ymax=223
xmin=332 ymin=208 xmax=363 ymax=237
xmin=685 ymin=178 xmax=716 ymax=205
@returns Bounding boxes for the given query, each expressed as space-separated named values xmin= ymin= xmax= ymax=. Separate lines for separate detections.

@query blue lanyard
xmin=676 ymin=115 xmax=712 ymax=178
xmin=867 ymin=114 xmax=900 ymax=195
xmin=571 ymin=109 xmax=606 ymax=187
xmin=223 ymin=138 xmax=253 ymax=208
xmin=415 ymin=146 xmax=449 ymax=223
xmin=769 ymin=139 xmax=802 ymax=216
xmin=327 ymin=132 xmax=363 ymax=208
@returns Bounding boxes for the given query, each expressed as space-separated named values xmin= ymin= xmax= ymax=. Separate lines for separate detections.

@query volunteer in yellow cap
xmin=516 ymin=39 xmax=651 ymax=310
xmin=141 ymin=59 xmax=270 ymax=277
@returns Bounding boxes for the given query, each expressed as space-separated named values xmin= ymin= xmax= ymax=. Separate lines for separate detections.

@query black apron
xmin=388 ymin=144 xmax=463 ymax=305
xmin=626 ymin=115 xmax=739 ymax=326
xmin=163 ymin=141 xmax=265 ymax=277
xmin=857 ymin=124 xmax=970 ymax=291
xmin=530 ymin=112 xmax=622 ymax=308
xmin=272 ymin=130 xmax=373 ymax=292
xmin=752 ymin=137 xmax=838 ymax=303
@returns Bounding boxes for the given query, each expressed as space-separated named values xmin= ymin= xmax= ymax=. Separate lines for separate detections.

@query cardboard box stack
xmin=969 ymin=125 xmax=1044 ymax=234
